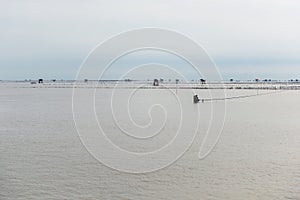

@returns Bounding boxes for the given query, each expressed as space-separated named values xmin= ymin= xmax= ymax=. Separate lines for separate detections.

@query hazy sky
xmin=1 ymin=0 xmax=300 ymax=80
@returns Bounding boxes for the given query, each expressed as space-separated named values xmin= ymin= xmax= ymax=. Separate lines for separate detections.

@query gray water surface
xmin=1 ymin=87 xmax=300 ymax=199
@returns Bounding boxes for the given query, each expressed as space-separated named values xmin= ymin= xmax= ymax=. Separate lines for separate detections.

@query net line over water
xmin=199 ymin=90 xmax=283 ymax=102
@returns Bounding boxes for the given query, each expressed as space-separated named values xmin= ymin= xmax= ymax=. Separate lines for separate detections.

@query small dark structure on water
xmin=153 ymin=79 xmax=159 ymax=86
xmin=193 ymin=94 xmax=200 ymax=103
xmin=200 ymin=79 xmax=206 ymax=84
xmin=38 ymin=79 xmax=43 ymax=84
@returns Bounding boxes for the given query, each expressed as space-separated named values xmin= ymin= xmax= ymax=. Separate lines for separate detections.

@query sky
xmin=1 ymin=0 xmax=300 ymax=80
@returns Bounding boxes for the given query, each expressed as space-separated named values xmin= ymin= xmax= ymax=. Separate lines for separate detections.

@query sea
xmin=1 ymin=83 xmax=300 ymax=199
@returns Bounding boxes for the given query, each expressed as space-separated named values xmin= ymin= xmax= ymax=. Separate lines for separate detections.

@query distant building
xmin=153 ymin=79 xmax=159 ymax=86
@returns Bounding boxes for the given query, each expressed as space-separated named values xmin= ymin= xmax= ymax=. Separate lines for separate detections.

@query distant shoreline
xmin=1 ymin=81 xmax=300 ymax=90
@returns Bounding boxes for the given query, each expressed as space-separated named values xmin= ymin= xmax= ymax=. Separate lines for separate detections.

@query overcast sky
xmin=1 ymin=0 xmax=300 ymax=80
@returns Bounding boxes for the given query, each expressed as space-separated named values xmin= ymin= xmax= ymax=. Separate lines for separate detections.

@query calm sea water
xmin=1 ymin=86 xmax=300 ymax=199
